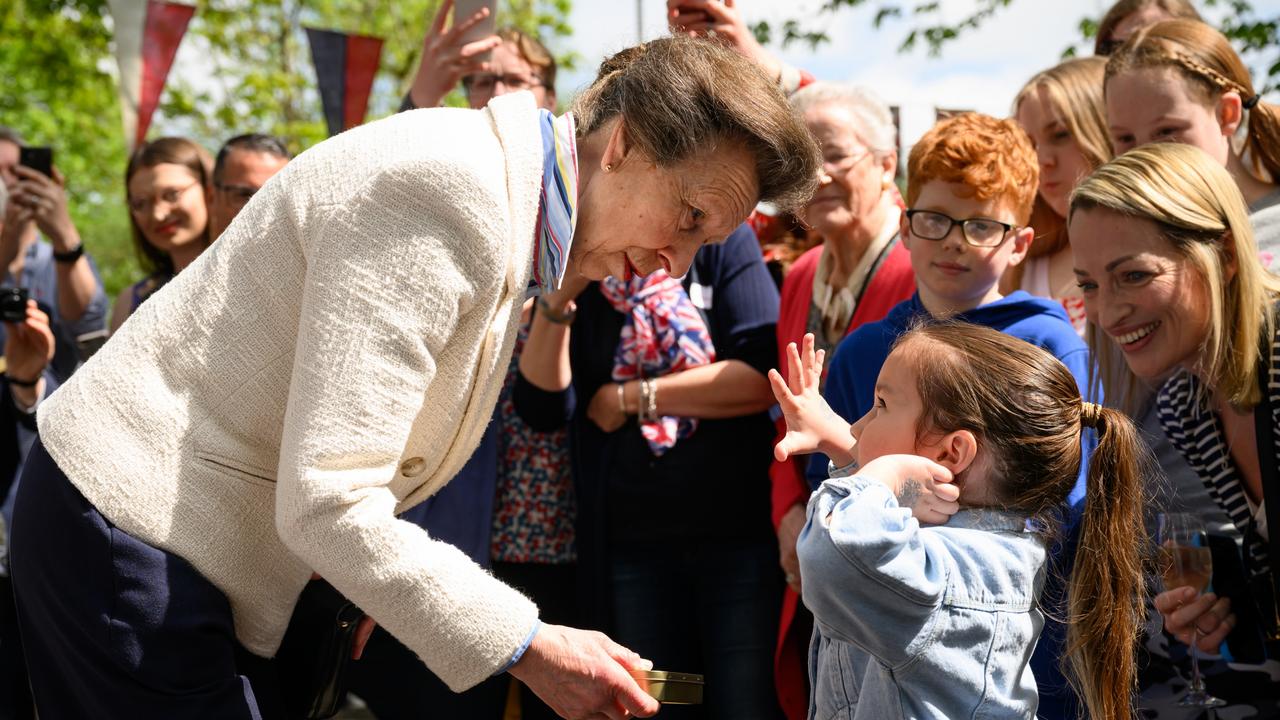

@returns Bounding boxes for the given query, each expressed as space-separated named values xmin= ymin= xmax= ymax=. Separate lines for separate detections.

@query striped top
xmin=1156 ymin=327 xmax=1276 ymax=576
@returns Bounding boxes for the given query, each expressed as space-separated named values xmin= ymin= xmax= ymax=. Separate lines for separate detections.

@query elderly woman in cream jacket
xmin=9 ymin=37 xmax=818 ymax=720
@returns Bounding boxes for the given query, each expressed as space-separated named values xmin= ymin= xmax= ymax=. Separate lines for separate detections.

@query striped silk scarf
xmin=532 ymin=109 xmax=579 ymax=293
xmin=600 ymin=271 xmax=716 ymax=456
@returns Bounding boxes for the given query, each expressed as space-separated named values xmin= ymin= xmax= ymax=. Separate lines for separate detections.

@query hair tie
xmin=1080 ymin=401 xmax=1103 ymax=429
xmin=1243 ymin=94 xmax=1261 ymax=110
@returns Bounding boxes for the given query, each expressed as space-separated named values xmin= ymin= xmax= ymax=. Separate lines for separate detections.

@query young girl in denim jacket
xmin=770 ymin=325 xmax=1146 ymax=720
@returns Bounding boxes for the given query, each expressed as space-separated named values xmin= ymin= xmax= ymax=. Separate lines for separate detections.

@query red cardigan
xmin=769 ymin=240 xmax=915 ymax=720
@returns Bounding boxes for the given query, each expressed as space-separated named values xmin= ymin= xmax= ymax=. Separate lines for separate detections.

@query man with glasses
xmin=816 ymin=112 xmax=1096 ymax=720
xmin=209 ymin=134 xmax=291 ymax=239
xmin=402 ymin=1 xmax=556 ymax=114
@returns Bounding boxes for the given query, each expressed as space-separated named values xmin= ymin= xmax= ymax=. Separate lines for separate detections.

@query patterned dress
xmin=490 ymin=324 xmax=576 ymax=564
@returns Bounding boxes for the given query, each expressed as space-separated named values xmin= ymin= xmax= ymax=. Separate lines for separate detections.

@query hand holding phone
xmin=409 ymin=0 xmax=501 ymax=108
xmin=453 ymin=0 xmax=497 ymax=64
xmin=18 ymin=147 xmax=53 ymax=179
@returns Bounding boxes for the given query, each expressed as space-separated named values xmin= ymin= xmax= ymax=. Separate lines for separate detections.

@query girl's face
xmin=852 ymin=342 xmax=990 ymax=503
xmin=1016 ymin=86 xmax=1092 ymax=219
xmin=1106 ymin=67 xmax=1235 ymax=165
xmin=127 ymin=162 xmax=209 ymax=252
xmin=1070 ymin=207 xmax=1215 ymax=381
xmin=850 ymin=350 xmax=929 ymax=467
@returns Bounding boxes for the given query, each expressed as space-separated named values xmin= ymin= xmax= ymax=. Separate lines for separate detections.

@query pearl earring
xmin=605 ymin=163 xmax=614 ymax=171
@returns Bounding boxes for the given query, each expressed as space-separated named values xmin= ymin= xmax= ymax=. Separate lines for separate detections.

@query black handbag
xmin=276 ymin=579 xmax=366 ymax=720
xmin=1245 ymin=357 xmax=1280 ymax=658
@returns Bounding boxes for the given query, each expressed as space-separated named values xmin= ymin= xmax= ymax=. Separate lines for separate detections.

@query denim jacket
xmin=798 ymin=467 xmax=1046 ymax=720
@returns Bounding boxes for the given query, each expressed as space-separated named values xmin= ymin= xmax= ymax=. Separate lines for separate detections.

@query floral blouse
xmin=490 ymin=324 xmax=576 ymax=564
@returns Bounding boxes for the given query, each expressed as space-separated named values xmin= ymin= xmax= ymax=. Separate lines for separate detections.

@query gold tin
xmin=630 ymin=670 xmax=704 ymax=705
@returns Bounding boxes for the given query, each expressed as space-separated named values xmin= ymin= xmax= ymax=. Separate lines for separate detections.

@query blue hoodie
xmin=811 ymin=290 xmax=1094 ymax=720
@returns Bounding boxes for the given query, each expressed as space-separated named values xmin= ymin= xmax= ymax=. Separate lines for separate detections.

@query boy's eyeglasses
xmin=905 ymin=209 xmax=1016 ymax=248
xmin=462 ymin=73 xmax=544 ymax=95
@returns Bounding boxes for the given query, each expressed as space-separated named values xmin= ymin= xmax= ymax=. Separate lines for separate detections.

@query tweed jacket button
xmin=400 ymin=457 xmax=426 ymax=477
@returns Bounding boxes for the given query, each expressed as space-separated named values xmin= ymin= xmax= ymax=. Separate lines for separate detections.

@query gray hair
xmin=573 ymin=35 xmax=820 ymax=213
xmin=790 ymin=82 xmax=896 ymax=156
xmin=0 ymin=126 xmax=24 ymax=148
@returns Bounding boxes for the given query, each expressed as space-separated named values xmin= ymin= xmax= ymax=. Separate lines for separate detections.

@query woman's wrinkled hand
xmin=1153 ymin=585 xmax=1235 ymax=653
xmin=508 ymin=623 xmax=659 ymax=720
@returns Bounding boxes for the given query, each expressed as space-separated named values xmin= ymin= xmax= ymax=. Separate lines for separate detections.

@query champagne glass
xmin=1156 ymin=512 xmax=1225 ymax=709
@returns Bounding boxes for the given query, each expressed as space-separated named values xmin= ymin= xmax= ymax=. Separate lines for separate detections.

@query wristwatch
xmin=52 ymin=243 xmax=85 ymax=264
xmin=537 ymin=297 xmax=577 ymax=325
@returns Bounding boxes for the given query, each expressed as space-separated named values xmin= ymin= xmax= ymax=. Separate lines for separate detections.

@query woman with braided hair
xmin=1105 ymin=19 xmax=1280 ymax=272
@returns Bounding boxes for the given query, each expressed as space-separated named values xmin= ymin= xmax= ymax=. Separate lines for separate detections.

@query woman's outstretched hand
xmin=768 ymin=333 xmax=854 ymax=465
xmin=509 ymin=623 xmax=660 ymax=720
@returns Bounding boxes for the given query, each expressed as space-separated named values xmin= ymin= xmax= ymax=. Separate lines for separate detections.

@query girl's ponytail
xmin=1246 ymin=100 xmax=1280 ymax=184
xmin=1066 ymin=405 xmax=1149 ymax=720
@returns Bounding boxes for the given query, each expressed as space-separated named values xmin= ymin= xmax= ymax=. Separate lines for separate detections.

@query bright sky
xmin=550 ymin=0 xmax=1248 ymax=151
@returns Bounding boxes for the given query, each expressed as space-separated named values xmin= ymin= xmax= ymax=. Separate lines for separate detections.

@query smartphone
xmin=0 ymin=287 xmax=29 ymax=324
xmin=454 ymin=0 xmax=497 ymax=64
xmin=18 ymin=146 xmax=53 ymax=178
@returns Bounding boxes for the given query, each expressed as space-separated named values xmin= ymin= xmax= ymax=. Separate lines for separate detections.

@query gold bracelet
xmin=646 ymin=377 xmax=658 ymax=420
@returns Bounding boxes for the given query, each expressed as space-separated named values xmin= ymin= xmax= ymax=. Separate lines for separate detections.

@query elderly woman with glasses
xmin=10 ymin=34 xmax=820 ymax=719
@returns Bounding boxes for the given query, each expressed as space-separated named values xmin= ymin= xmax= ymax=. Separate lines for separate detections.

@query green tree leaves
xmin=0 ymin=0 xmax=573 ymax=299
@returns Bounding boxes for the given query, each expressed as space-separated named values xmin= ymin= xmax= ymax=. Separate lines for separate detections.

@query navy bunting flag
xmin=305 ymin=27 xmax=385 ymax=137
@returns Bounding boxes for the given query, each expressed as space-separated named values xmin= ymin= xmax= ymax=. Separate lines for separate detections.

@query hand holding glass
xmin=1156 ymin=512 xmax=1225 ymax=709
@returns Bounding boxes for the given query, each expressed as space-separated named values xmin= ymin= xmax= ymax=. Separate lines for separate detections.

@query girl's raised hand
xmin=857 ymin=454 xmax=959 ymax=525
xmin=768 ymin=333 xmax=853 ymax=463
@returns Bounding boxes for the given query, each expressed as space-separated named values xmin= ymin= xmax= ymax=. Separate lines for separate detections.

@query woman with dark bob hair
xmin=10 ymin=35 xmax=819 ymax=719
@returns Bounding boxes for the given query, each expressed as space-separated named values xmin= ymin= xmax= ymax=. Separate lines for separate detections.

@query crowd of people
xmin=0 ymin=0 xmax=1277 ymax=717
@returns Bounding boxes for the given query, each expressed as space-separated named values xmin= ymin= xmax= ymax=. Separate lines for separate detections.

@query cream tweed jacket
xmin=36 ymin=93 xmax=544 ymax=691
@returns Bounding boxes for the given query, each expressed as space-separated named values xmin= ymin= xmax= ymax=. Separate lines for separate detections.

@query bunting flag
xmin=305 ymin=28 xmax=385 ymax=137
xmin=106 ymin=0 xmax=197 ymax=151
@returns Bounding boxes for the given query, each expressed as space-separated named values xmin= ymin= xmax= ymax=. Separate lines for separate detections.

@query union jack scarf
xmin=600 ymin=271 xmax=716 ymax=456
xmin=531 ymin=109 xmax=578 ymax=293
